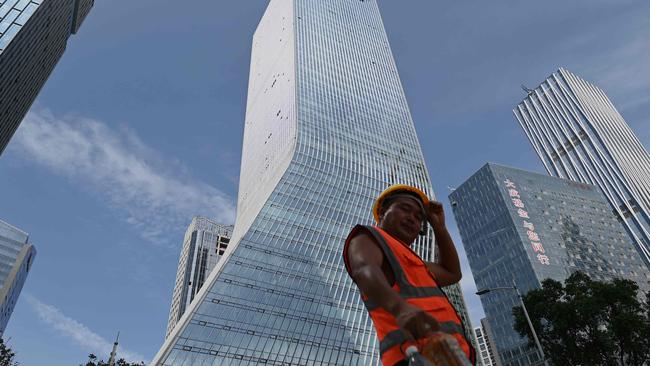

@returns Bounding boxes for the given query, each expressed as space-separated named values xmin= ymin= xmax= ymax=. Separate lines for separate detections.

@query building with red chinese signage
xmin=450 ymin=163 xmax=650 ymax=366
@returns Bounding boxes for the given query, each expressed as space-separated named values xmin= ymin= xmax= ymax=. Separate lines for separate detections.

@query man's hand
xmin=394 ymin=302 xmax=439 ymax=340
xmin=426 ymin=201 xmax=446 ymax=230
xmin=423 ymin=201 xmax=462 ymax=286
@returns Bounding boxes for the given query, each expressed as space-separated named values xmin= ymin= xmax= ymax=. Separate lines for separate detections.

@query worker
xmin=343 ymin=185 xmax=476 ymax=365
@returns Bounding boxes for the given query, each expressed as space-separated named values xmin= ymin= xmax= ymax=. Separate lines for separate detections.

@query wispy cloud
xmin=26 ymin=295 xmax=147 ymax=363
xmin=582 ymin=33 xmax=650 ymax=112
xmin=11 ymin=110 xmax=236 ymax=245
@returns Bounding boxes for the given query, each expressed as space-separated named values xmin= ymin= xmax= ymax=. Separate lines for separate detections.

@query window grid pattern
xmin=479 ymin=318 xmax=501 ymax=366
xmin=166 ymin=218 xmax=233 ymax=339
xmin=71 ymin=0 xmax=93 ymax=34
xmin=473 ymin=326 xmax=494 ymax=366
xmin=153 ymin=1 xmax=472 ymax=365
xmin=451 ymin=163 xmax=650 ymax=366
xmin=0 ymin=0 xmax=42 ymax=53
xmin=0 ymin=220 xmax=35 ymax=334
xmin=514 ymin=68 xmax=650 ymax=266
xmin=0 ymin=0 xmax=92 ymax=155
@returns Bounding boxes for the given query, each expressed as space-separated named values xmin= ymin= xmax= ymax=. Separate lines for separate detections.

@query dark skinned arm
xmin=424 ymin=201 xmax=462 ymax=286
xmin=347 ymin=232 xmax=439 ymax=340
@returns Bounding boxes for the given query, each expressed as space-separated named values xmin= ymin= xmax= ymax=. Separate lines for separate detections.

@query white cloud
xmin=584 ymin=35 xmax=650 ymax=111
xmin=12 ymin=110 xmax=236 ymax=245
xmin=26 ymin=295 xmax=147 ymax=363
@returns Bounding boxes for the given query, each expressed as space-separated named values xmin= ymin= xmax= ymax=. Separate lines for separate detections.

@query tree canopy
xmin=81 ymin=354 xmax=145 ymax=366
xmin=0 ymin=338 xmax=17 ymax=366
xmin=513 ymin=271 xmax=650 ymax=366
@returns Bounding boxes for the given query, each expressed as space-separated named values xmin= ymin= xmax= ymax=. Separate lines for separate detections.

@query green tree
xmin=82 ymin=354 xmax=98 ymax=366
xmin=513 ymin=271 xmax=650 ymax=366
xmin=0 ymin=338 xmax=18 ymax=366
xmin=79 ymin=356 xmax=145 ymax=366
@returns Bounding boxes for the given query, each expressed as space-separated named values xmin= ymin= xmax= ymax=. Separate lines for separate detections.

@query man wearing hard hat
xmin=343 ymin=185 xmax=475 ymax=366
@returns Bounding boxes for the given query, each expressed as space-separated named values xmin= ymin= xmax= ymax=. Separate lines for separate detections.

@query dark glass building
xmin=450 ymin=163 xmax=650 ymax=366
xmin=0 ymin=0 xmax=94 ymax=155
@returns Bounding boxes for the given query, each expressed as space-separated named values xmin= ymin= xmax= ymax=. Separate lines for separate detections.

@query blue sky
xmin=1 ymin=0 xmax=649 ymax=364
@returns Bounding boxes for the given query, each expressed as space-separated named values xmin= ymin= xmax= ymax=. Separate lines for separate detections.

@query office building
xmin=0 ymin=0 xmax=94 ymax=155
xmin=450 ymin=163 xmax=650 ymax=366
xmin=166 ymin=217 xmax=232 ymax=339
xmin=474 ymin=318 xmax=501 ymax=366
xmin=481 ymin=318 xmax=502 ymax=366
xmin=514 ymin=68 xmax=650 ymax=266
xmin=152 ymin=1 xmax=473 ymax=364
xmin=0 ymin=220 xmax=36 ymax=334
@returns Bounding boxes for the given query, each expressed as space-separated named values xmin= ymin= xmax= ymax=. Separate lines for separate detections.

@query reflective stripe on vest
xmin=364 ymin=286 xmax=446 ymax=311
xmin=351 ymin=225 xmax=476 ymax=365
xmin=379 ymin=322 xmax=466 ymax=355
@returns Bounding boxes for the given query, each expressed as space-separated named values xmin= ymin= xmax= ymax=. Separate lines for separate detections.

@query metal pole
xmin=513 ymin=280 xmax=547 ymax=366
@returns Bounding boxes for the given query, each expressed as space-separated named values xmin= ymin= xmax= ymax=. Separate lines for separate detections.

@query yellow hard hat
xmin=372 ymin=184 xmax=430 ymax=223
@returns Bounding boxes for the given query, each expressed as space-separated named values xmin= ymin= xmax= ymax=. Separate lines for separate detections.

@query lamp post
xmin=476 ymin=281 xmax=548 ymax=366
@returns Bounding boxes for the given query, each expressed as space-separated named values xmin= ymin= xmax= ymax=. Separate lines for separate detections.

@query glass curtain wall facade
xmin=166 ymin=217 xmax=233 ymax=339
xmin=0 ymin=0 xmax=94 ymax=155
xmin=514 ymin=68 xmax=650 ymax=267
xmin=152 ymin=1 xmax=472 ymax=365
xmin=450 ymin=163 xmax=650 ymax=366
xmin=0 ymin=220 xmax=36 ymax=334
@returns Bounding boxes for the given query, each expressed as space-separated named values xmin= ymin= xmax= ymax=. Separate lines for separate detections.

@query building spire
xmin=107 ymin=331 xmax=119 ymax=366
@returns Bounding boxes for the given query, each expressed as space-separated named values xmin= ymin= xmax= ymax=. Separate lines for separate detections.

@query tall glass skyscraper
xmin=0 ymin=219 xmax=36 ymax=335
xmin=0 ymin=0 xmax=94 ymax=155
xmin=152 ymin=1 xmax=472 ymax=365
xmin=513 ymin=68 xmax=650 ymax=266
xmin=166 ymin=217 xmax=233 ymax=339
xmin=450 ymin=163 xmax=650 ymax=366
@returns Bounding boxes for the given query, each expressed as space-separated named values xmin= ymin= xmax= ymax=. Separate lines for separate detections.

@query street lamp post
xmin=476 ymin=281 xmax=548 ymax=366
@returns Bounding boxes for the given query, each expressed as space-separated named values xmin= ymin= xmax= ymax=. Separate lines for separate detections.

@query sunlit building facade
xmin=166 ymin=217 xmax=232 ymax=339
xmin=152 ymin=0 xmax=472 ymax=364
xmin=514 ymin=68 xmax=650 ymax=267
xmin=450 ymin=163 xmax=650 ymax=366
xmin=0 ymin=220 xmax=36 ymax=334
xmin=0 ymin=0 xmax=94 ymax=155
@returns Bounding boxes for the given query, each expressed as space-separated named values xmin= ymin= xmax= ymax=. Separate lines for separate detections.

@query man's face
xmin=379 ymin=196 xmax=425 ymax=245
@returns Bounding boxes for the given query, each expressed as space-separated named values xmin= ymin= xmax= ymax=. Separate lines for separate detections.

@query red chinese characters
xmin=526 ymin=230 xmax=540 ymax=242
xmin=531 ymin=242 xmax=545 ymax=253
xmin=503 ymin=178 xmax=550 ymax=266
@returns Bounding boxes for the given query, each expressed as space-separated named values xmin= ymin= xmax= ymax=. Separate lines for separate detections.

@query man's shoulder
xmin=345 ymin=225 xmax=377 ymax=243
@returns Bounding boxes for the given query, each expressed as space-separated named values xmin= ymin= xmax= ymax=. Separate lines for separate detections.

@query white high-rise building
xmin=514 ymin=68 xmax=650 ymax=266
xmin=152 ymin=1 xmax=473 ymax=364
xmin=166 ymin=217 xmax=232 ymax=339
xmin=0 ymin=219 xmax=36 ymax=334
xmin=474 ymin=318 xmax=501 ymax=366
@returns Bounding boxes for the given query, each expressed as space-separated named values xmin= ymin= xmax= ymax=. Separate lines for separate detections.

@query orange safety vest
xmin=344 ymin=225 xmax=476 ymax=366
